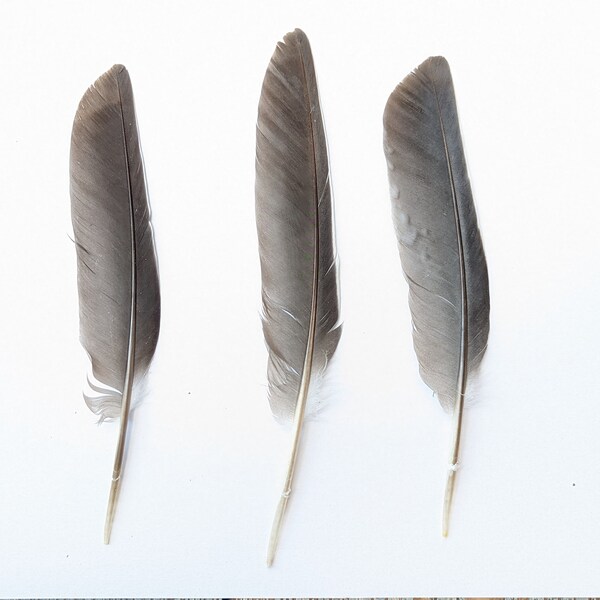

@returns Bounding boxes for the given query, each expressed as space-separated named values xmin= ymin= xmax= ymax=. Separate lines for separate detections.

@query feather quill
xmin=70 ymin=65 xmax=160 ymax=543
xmin=256 ymin=29 xmax=341 ymax=565
xmin=383 ymin=57 xmax=489 ymax=535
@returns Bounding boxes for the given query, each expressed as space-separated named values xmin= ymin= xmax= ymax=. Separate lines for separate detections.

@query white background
xmin=1 ymin=0 xmax=600 ymax=596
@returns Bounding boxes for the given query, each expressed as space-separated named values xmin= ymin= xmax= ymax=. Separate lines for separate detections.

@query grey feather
xmin=70 ymin=64 xmax=160 ymax=421
xmin=383 ymin=56 xmax=489 ymax=411
xmin=255 ymin=29 xmax=341 ymax=423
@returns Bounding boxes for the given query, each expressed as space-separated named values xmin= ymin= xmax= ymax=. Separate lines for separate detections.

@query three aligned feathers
xmin=67 ymin=54 xmax=481 ymax=551
xmin=383 ymin=57 xmax=490 ymax=535
xmin=256 ymin=29 xmax=341 ymax=565
xmin=70 ymin=65 xmax=160 ymax=543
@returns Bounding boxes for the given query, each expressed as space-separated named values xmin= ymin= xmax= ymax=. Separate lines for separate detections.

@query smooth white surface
xmin=1 ymin=0 xmax=600 ymax=596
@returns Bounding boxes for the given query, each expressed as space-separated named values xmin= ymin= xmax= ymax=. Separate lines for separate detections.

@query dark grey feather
xmin=383 ymin=56 xmax=489 ymax=411
xmin=256 ymin=29 xmax=341 ymax=422
xmin=70 ymin=64 xmax=160 ymax=420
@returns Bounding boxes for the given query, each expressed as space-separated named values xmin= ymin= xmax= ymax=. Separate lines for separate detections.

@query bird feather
xmin=70 ymin=64 xmax=160 ymax=542
xmin=255 ymin=29 xmax=341 ymax=564
xmin=383 ymin=56 xmax=489 ymax=533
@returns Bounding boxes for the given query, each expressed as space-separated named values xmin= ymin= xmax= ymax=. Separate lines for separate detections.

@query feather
xmin=383 ymin=56 xmax=489 ymax=535
xmin=70 ymin=64 xmax=160 ymax=543
xmin=255 ymin=29 xmax=341 ymax=565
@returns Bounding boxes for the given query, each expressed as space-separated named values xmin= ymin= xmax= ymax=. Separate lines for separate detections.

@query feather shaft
xmin=442 ymin=395 xmax=463 ymax=536
xmin=436 ymin=86 xmax=469 ymax=537
xmin=267 ymin=222 xmax=319 ymax=566
xmin=104 ymin=126 xmax=138 ymax=543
